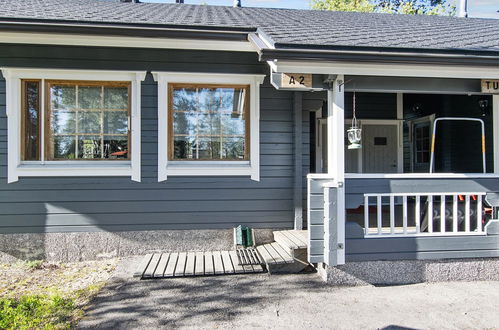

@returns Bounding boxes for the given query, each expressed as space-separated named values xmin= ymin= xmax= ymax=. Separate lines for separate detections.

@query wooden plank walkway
xmin=134 ymin=251 xmax=266 ymax=279
xmin=256 ymin=243 xmax=294 ymax=265
xmin=273 ymin=230 xmax=308 ymax=250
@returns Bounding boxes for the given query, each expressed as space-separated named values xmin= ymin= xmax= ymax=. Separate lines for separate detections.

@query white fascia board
xmin=154 ymin=71 xmax=265 ymax=182
xmin=0 ymin=32 xmax=255 ymax=52
xmin=270 ymin=60 xmax=499 ymax=79
xmin=2 ymin=68 xmax=147 ymax=183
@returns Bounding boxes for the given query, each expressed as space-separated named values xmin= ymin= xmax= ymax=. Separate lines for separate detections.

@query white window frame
xmin=153 ymin=72 xmax=265 ymax=182
xmin=1 ymin=68 xmax=147 ymax=183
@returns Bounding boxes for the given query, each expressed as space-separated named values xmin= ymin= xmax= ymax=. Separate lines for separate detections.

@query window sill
xmin=14 ymin=162 xmax=133 ymax=178
xmin=164 ymin=161 xmax=258 ymax=180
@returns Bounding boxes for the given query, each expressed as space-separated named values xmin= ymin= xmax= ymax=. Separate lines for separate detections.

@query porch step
xmin=257 ymin=230 xmax=310 ymax=274
xmin=273 ymin=230 xmax=308 ymax=262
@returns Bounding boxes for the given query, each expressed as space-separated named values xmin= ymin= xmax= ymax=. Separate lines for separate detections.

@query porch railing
xmin=363 ymin=192 xmax=487 ymax=238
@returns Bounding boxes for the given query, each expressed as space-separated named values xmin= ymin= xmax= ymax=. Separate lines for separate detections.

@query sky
xmin=143 ymin=0 xmax=499 ymax=19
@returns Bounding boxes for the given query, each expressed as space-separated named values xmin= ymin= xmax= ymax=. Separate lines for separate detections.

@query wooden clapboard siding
xmin=0 ymin=45 xmax=295 ymax=233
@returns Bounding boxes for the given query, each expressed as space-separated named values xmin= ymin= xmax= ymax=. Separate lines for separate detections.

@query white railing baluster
xmin=415 ymin=195 xmax=421 ymax=234
xmin=440 ymin=195 xmax=446 ymax=233
xmin=477 ymin=195 xmax=482 ymax=233
xmin=453 ymin=195 xmax=458 ymax=233
xmin=402 ymin=196 xmax=408 ymax=235
xmin=377 ymin=196 xmax=382 ymax=235
xmin=362 ymin=192 xmax=486 ymax=238
xmin=465 ymin=195 xmax=471 ymax=233
xmin=364 ymin=195 xmax=369 ymax=235
xmin=390 ymin=196 xmax=395 ymax=234
xmin=428 ymin=196 xmax=433 ymax=233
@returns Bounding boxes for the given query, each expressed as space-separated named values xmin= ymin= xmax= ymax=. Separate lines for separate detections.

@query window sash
xmin=21 ymin=79 xmax=42 ymax=161
xmin=168 ymin=83 xmax=250 ymax=161
xmin=43 ymin=80 xmax=131 ymax=161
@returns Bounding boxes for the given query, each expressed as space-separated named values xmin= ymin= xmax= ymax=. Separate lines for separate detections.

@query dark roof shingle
xmin=1 ymin=0 xmax=498 ymax=53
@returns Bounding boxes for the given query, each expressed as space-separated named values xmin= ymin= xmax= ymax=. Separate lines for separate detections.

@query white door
xmin=362 ymin=124 xmax=398 ymax=173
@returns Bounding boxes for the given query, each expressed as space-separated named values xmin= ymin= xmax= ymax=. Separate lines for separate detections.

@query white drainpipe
xmin=458 ymin=0 xmax=468 ymax=17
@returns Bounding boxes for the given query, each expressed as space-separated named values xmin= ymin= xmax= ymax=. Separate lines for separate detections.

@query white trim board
xmin=267 ymin=60 xmax=499 ymax=80
xmin=152 ymin=71 xmax=265 ymax=182
xmin=1 ymin=68 xmax=147 ymax=183
xmin=0 ymin=32 xmax=255 ymax=52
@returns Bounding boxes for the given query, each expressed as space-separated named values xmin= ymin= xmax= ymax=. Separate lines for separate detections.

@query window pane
xmin=170 ymin=85 xmax=248 ymax=161
xmin=79 ymin=86 xmax=102 ymax=109
xmin=104 ymin=87 xmax=128 ymax=109
xmin=173 ymin=111 xmax=196 ymax=136
xmin=78 ymin=136 xmax=102 ymax=159
xmin=198 ymin=112 xmax=221 ymax=136
xmin=79 ymin=111 xmax=101 ymax=134
xmin=51 ymin=111 xmax=76 ymax=134
xmin=51 ymin=85 xmax=76 ymax=110
xmin=104 ymin=111 xmax=128 ymax=134
xmin=174 ymin=136 xmax=196 ymax=159
xmin=221 ymin=113 xmax=245 ymax=136
xmin=173 ymin=88 xmax=197 ymax=111
xmin=23 ymin=81 xmax=40 ymax=160
xmin=198 ymin=137 xmax=221 ymax=159
xmin=48 ymin=81 xmax=130 ymax=160
xmin=105 ymin=135 xmax=129 ymax=159
xmin=222 ymin=137 xmax=245 ymax=160
xmin=53 ymin=136 xmax=76 ymax=159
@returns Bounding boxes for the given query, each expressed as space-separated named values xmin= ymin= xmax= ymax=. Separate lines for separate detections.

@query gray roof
xmin=1 ymin=0 xmax=499 ymax=53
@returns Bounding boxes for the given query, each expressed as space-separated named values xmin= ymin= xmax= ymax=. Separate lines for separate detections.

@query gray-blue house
xmin=1 ymin=0 xmax=499 ymax=283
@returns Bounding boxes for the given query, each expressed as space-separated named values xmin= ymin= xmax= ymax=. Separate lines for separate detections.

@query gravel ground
xmin=0 ymin=259 xmax=117 ymax=298
xmin=79 ymin=257 xmax=499 ymax=329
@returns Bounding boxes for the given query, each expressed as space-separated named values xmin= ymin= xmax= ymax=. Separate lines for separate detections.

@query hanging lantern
xmin=347 ymin=91 xmax=362 ymax=149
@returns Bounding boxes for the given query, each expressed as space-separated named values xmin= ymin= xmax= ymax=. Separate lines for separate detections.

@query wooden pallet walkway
xmin=256 ymin=243 xmax=294 ymax=265
xmin=134 ymin=251 xmax=266 ymax=279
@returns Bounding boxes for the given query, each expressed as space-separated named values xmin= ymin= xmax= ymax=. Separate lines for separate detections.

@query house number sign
xmin=482 ymin=80 xmax=499 ymax=94
xmin=281 ymin=73 xmax=313 ymax=89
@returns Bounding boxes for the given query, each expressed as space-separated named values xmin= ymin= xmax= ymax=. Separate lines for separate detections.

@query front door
xmin=362 ymin=124 xmax=398 ymax=173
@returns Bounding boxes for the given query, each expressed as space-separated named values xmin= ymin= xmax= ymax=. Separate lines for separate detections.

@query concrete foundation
xmin=318 ymin=258 xmax=499 ymax=286
xmin=0 ymin=229 xmax=276 ymax=263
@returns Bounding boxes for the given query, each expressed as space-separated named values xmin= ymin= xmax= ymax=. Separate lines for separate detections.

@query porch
xmin=271 ymin=62 xmax=499 ymax=267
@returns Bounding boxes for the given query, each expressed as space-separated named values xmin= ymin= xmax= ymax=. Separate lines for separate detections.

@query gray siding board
xmin=0 ymin=45 xmax=295 ymax=233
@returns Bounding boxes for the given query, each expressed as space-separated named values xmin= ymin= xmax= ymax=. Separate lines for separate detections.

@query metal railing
xmin=363 ymin=192 xmax=487 ymax=237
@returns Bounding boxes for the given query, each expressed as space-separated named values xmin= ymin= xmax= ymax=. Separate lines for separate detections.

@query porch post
xmin=293 ymin=92 xmax=303 ymax=230
xmin=494 ymin=95 xmax=499 ymax=173
xmin=324 ymin=75 xmax=346 ymax=265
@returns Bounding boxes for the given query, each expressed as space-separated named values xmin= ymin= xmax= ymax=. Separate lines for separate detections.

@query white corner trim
xmin=154 ymin=71 xmax=265 ymax=182
xmin=0 ymin=32 xmax=255 ymax=53
xmin=494 ymin=95 xmax=499 ymax=174
xmin=1 ymin=68 xmax=147 ymax=183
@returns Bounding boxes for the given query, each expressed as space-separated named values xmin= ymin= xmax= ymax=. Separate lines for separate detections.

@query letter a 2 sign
xmin=482 ymin=80 xmax=499 ymax=94
xmin=281 ymin=73 xmax=313 ymax=89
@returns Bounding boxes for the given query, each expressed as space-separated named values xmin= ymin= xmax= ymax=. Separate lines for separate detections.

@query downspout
xmin=458 ymin=0 xmax=468 ymax=18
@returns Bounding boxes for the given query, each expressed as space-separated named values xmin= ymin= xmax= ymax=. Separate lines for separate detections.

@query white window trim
xmin=1 ymin=68 xmax=147 ymax=183
xmin=152 ymin=72 xmax=265 ymax=182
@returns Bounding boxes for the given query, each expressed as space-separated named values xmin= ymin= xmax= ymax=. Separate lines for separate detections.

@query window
xmin=3 ymin=68 xmax=146 ymax=183
xmin=414 ymin=122 xmax=430 ymax=165
xmin=169 ymin=84 xmax=249 ymax=161
xmin=44 ymin=81 xmax=130 ymax=161
xmin=154 ymin=72 xmax=265 ymax=181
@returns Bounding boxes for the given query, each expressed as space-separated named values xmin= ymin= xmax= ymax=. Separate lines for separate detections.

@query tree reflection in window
xmin=170 ymin=84 xmax=249 ymax=161
xmin=48 ymin=82 xmax=130 ymax=160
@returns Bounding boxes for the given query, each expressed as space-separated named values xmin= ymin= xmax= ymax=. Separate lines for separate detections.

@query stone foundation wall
xmin=318 ymin=258 xmax=499 ymax=286
xmin=0 ymin=229 xmax=275 ymax=263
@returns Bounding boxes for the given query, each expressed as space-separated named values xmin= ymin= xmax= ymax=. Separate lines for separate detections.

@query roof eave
xmin=0 ymin=18 xmax=254 ymax=41
xmin=258 ymin=46 xmax=499 ymax=67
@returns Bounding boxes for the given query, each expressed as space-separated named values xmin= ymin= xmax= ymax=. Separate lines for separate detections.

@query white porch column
xmin=324 ymin=75 xmax=345 ymax=266
xmin=494 ymin=95 xmax=499 ymax=173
